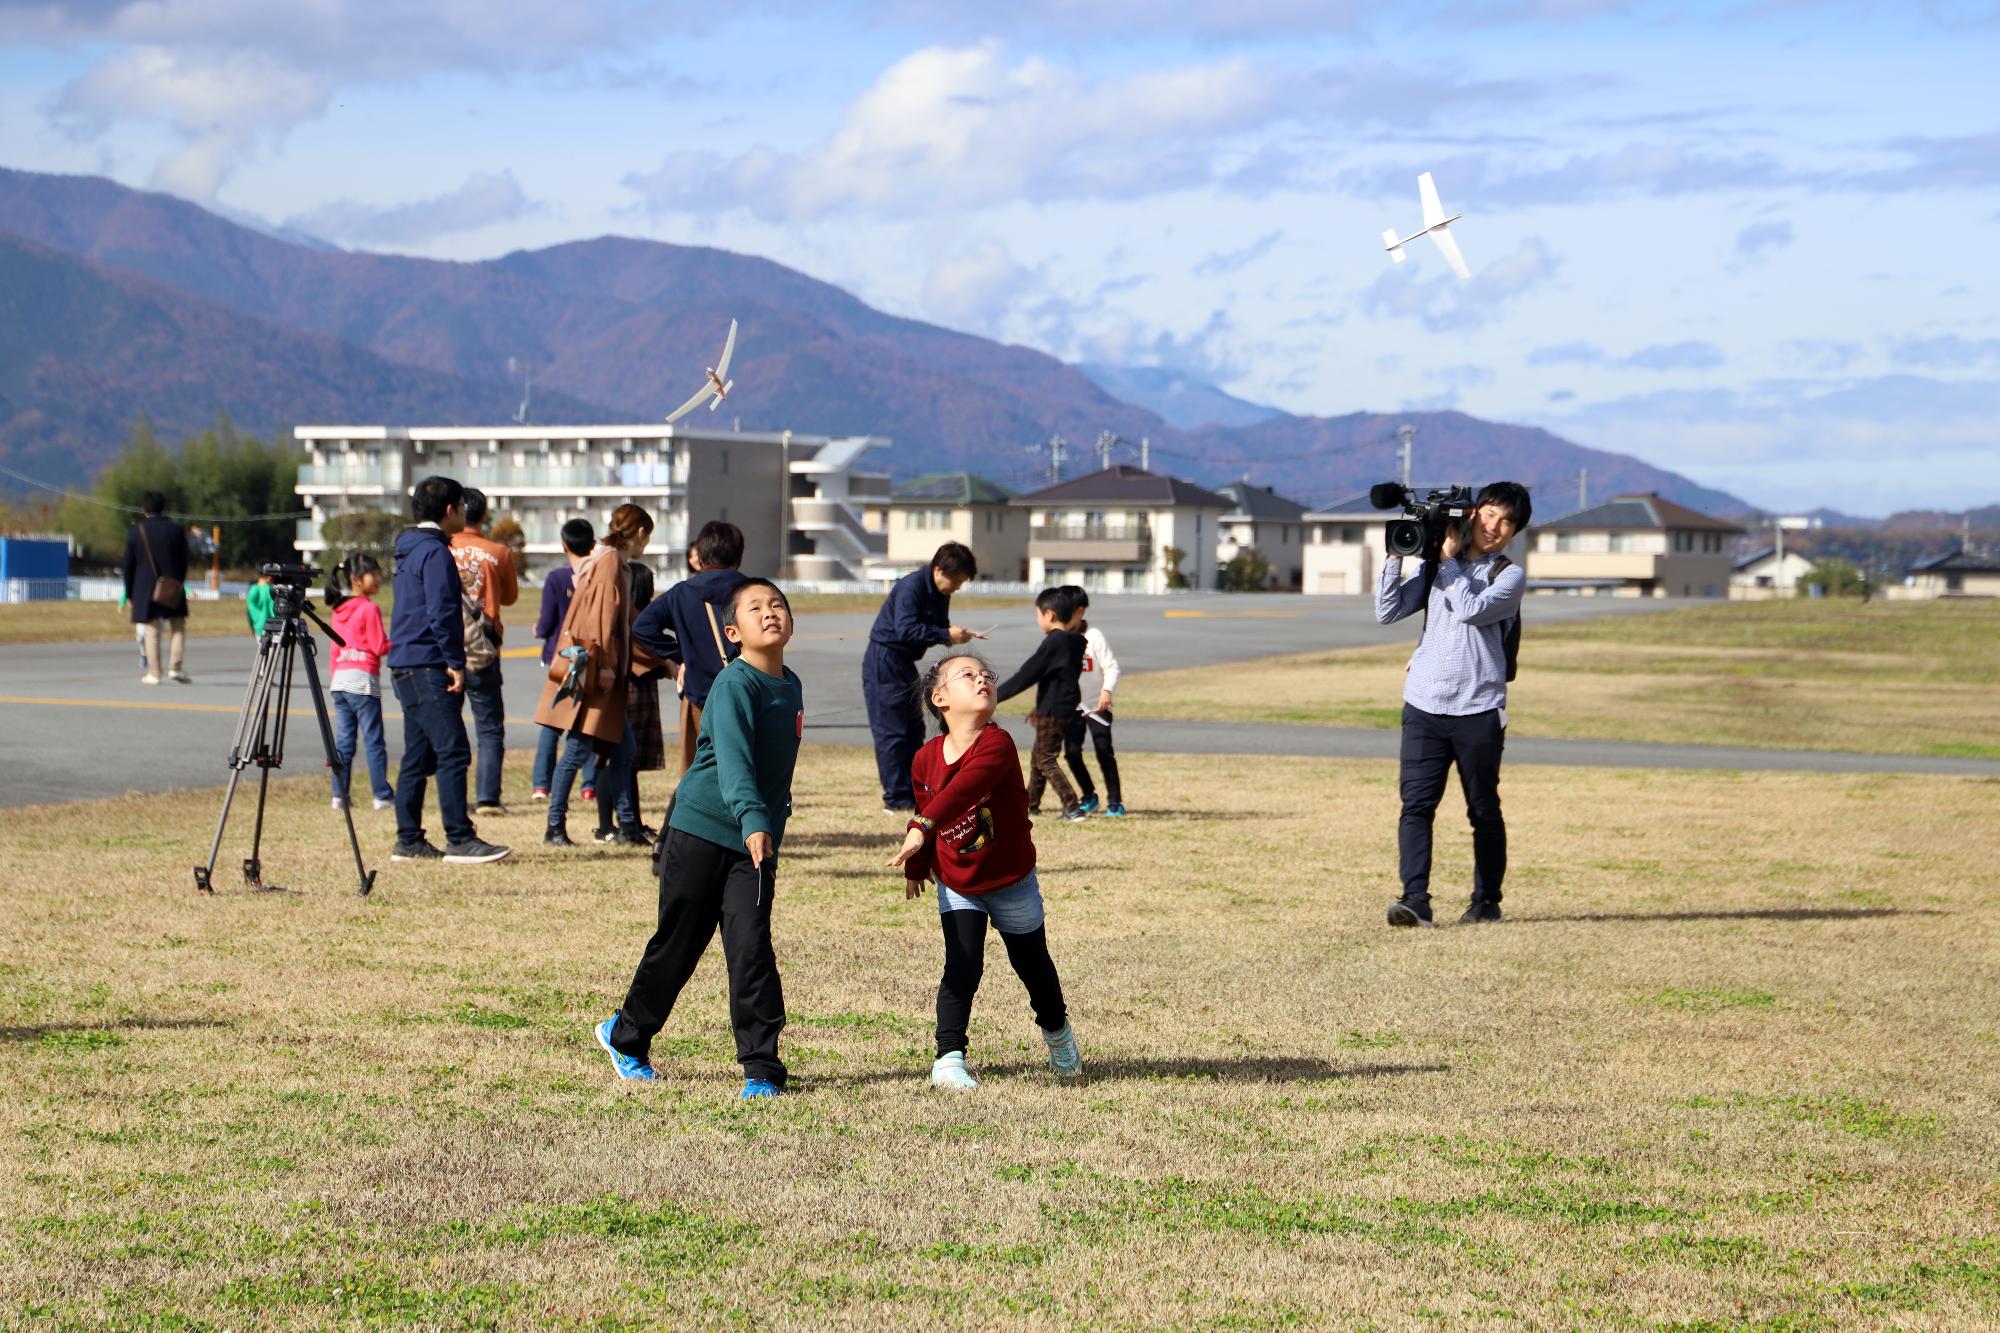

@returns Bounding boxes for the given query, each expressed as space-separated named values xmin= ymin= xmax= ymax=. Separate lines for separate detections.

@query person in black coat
xmin=121 ymin=491 xmax=191 ymax=684
xmin=861 ymin=541 xmax=981 ymax=811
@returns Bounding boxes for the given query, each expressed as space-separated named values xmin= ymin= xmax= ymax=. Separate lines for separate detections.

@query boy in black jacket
xmin=995 ymin=587 xmax=1087 ymax=822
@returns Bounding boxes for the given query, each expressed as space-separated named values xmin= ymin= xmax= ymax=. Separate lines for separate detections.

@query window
xmin=1704 ymin=532 xmax=1723 ymax=553
xmin=1281 ymin=525 xmax=1291 ymax=544
xmin=1609 ymin=533 xmax=1632 ymax=553
xmin=1556 ymin=534 xmax=1579 ymax=553
xmin=1673 ymin=531 xmax=1692 ymax=552
xmin=720 ymin=448 xmax=729 ymax=475
xmin=1341 ymin=525 xmax=1361 ymax=545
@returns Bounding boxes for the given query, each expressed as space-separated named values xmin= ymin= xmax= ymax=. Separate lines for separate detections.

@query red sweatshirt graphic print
xmin=906 ymin=723 xmax=1036 ymax=896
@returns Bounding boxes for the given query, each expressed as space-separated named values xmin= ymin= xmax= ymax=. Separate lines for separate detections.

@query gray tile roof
xmin=892 ymin=472 xmax=1016 ymax=505
xmin=1219 ymin=480 xmax=1308 ymax=521
xmin=1909 ymin=548 xmax=2000 ymax=574
xmin=1538 ymin=493 xmax=1743 ymax=534
xmin=1013 ymin=464 xmax=1233 ymax=509
xmin=1304 ymin=491 xmax=1392 ymax=519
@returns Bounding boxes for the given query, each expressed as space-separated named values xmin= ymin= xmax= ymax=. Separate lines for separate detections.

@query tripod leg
xmin=243 ymin=629 xmax=294 ymax=889
xmin=199 ymin=628 xmax=283 ymax=893
xmin=298 ymin=629 xmax=376 ymax=895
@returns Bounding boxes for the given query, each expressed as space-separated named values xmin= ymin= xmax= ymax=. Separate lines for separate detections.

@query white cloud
xmin=921 ymin=240 xmax=1037 ymax=332
xmin=1733 ymin=219 xmax=1794 ymax=261
xmin=284 ymin=171 xmax=543 ymax=248
xmin=1361 ymin=235 xmax=1560 ymax=331
xmin=1195 ymin=230 xmax=1283 ymax=277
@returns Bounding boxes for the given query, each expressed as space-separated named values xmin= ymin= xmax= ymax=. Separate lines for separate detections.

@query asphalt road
xmin=2 ymin=592 xmax=1993 ymax=811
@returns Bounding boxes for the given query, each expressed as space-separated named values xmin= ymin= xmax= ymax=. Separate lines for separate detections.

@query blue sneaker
xmin=1042 ymin=1020 xmax=1083 ymax=1079
xmin=594 ymin=1017 xmax=655 ymax=1082
xmin=1104 ymin=803 xmax=1127 ymax=817
xmin=741 ymin=1077 xmax=782 ymax=1100
xmin=1075 ymin=794 xmax=1101 ymax=815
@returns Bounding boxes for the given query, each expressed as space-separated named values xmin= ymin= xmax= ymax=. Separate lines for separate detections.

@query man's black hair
xmin=461 ymin=487 xmax=489 ymax=527
xmin=140 ymin=491 xmax=166 ymax=516
xmin=931 ymin=542 xmax=977 ymax=581
xmin=410 ymin=475 xmax=464 ymax=523
xmin=560 ymin=517 xmax=595 ymax=557
xmin=1477 ymin=481 xmax=1533 ymax=532
xmin=692 ymin=520 xmax=745 ymax=569
xmin=1035 ymin=586 xmax=1078 ymax=621
xmin=723 ymin=576 xmax=789 ymax=630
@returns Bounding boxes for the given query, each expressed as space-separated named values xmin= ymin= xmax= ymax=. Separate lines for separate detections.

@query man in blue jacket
xmin=861 ymin=541 xmax=980 ymax=811
xmin=386 ymin=475 xmax=510 ymax=865
xmin=632 ymin=519 xmax=751 ymax=777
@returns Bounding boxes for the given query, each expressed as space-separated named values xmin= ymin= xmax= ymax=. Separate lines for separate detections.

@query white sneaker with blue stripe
xmin=930 ymin=1051 xmax=979 ymax=1090
xmin=594 ymin=1017 xmax=655 ymax=1082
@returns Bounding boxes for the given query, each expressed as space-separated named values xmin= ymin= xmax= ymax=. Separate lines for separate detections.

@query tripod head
xmin=260 ymin=563 xmax=346 ymax=647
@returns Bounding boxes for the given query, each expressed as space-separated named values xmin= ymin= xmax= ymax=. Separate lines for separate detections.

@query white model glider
xmin=1381 ymin=173 xmax=1470 ymax=280
xmin=664 ymin=319 xmax=739 ymax=423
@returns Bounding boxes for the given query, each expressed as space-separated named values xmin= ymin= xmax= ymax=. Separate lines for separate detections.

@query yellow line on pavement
xmin=1163 ymin=609 xmax=1300 ymax=619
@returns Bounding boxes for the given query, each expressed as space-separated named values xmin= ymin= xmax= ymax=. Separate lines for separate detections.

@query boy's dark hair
xmin=692 ymin=520 xmax=745 ymax=569
xmin=1063 ymin=583 xmax=1089 ymax=611
xmin=723 ymin=576 xmax=789 ymax=630
xmin=411 ymin=475 xmax=464 ymax=523
xmin=461 ymin=487 xmax=489 ymax=527
xmin=919 ymin=650 xmax=996 ymax=734
xmin=1035 ymin=586 xmax=1078 ymax=621
xmin=140 ymin=491 xmax=167 ymax=516
xmin=560 ymin=518 xmax=595 ymax=557
xmin=1477 ymin=481 xmax=1533 ymax=532
xmin=931 ymin=542 xmax=977 ymax=581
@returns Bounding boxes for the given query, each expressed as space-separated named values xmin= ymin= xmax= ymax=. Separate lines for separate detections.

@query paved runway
xmin=2 ymin=592 xmax=1991 ymax=810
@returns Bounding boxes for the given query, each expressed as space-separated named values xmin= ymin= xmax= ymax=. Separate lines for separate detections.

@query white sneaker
xmin=931 ymin=1051 xmax=979 ymax=1090
xmin=1042 ymin=1020 xmax=1083 ymax=1079
xmin=140 ymin=673 xmax=162 ymax=685
xmin=330 ymin=797 xmax=344 ymax=811
xmin=372 ymin=798 xmax=393 ymax=812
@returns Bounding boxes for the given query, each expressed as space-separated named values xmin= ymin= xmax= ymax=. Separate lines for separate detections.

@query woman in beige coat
xmin=538 ymin=503 xmax=653 ymax=846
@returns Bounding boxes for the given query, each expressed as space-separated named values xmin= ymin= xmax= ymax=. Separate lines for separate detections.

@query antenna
xmin=1395 ymin=424 xmax=1416 ymax=488
xmin=1023 ymin=433 xmax=1068 ymax=486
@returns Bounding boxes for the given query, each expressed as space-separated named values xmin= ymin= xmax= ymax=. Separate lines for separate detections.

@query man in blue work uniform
xmin=862 ymin=541 xmax=980 ymax=811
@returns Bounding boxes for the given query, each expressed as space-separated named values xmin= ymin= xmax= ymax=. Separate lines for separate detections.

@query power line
xmin=0 ymin=462 xmax=312 ymax=524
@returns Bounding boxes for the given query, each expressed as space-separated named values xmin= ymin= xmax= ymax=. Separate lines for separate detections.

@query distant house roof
xmin=1908 ymin=548 xmax=2000 ymax=574
xmin=1537 ymin=493 xmax=1744 ymax=534
xmin=1304 ymin=492 xmax=1390 ymax=520
xmin=892 ymin=473 xmax=1016 ymax=505
xmin=1013 ymin=465 xmax=1233 ymax=509
xmin=1218 ymin=480 xmax=1308 ymax=521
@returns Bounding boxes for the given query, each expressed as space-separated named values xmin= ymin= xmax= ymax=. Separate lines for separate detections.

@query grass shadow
xmin=0 ymin=1017 xmax=234 ymax=1042
xmin=1517 ymin=906 xmax=1944 ymax=925
xmin=821 ymin=1056 xmax=1449 ymax=1087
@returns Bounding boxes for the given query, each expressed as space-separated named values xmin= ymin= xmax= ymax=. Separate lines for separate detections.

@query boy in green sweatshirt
xmin=595 ymin=578 xmax=802 ymax=1098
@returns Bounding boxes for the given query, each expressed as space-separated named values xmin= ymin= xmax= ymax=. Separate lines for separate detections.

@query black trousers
xmin=1397 ymin=704 xmax=1506 ymax=912
xmin=861 ymin=643 xmax=922 ymax=805
xmin=1062 ymin=710 xmax=1120 ymax=806
xmin=609 ymin=828 xmax=786 ymax=1084
xmin=936 ymin=912 xmax=1067 ymax=1059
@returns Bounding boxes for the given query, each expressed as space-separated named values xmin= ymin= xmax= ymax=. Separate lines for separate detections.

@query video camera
xmin=256 ymin=562 xmax=333 ymax=631
xmin=1370 ymin=482 xmax=1476 ymax=560
xmin=259 ymin=562 xmax=321 ymax=587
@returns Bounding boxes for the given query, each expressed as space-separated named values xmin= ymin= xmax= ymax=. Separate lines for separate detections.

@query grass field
xmin=1116 ymin=600 xmax=2000 ymax=758
xmin=0 ymin=591 xmax=1029 ymax=646
xmin=3 ymin=746 xmax=1996 ymax=1329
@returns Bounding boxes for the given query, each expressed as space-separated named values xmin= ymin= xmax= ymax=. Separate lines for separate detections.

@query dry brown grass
xmin=1117 ymin=600 xmax=2000 ymax=758
xmin=0 ymin=600 xmax=248 ymax=646
xmin=2 ymin=746 xmax=1997 ymax=1329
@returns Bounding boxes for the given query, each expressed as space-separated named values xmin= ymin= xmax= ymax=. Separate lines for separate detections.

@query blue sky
xmin=1 ymin=0 xmax=1995 ymax=514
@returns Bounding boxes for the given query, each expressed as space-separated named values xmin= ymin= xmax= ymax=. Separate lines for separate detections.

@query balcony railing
xmin=298 ymin=462 xmax=402 ymax=487
xmin=1035 ymin=522 xmax=1153 ymax=543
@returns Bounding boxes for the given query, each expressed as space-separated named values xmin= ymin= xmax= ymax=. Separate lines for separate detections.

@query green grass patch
xmin=1640 ymin=988 xmax=1778 ymax=1013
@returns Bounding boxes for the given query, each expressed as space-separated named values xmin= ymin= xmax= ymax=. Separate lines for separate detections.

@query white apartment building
xmin=293 ymin=424 xmax=888 ymax=581
xmin=1012 ymin=465 xmax=1232 ymax=594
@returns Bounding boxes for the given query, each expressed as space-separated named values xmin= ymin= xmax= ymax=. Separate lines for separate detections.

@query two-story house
xmin=1215 ymin=481 xmax=1308 ymax=590
xmin=862 ymin=472 xmax=1025 ymax=583
xmin=1893 ymin=548 xmax=2000 ymax=599
xmin=1012 ymin=466 xmax=1232 ymax=594
xmin=1526 ymin=493 xmax=1743 ymax=597
xmin=1300 ymin=492 xmax=1394 ymax=595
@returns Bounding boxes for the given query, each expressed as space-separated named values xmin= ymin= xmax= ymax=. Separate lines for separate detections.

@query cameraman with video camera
xmin=1374 ymin=480 xmax=1531 ymax=928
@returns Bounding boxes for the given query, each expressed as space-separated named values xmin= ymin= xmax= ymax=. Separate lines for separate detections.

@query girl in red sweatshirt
xmin=325 ymin=553 xmax=395 ymax=811
xmin=887 ymin=650 xmax=1082 ymax=1089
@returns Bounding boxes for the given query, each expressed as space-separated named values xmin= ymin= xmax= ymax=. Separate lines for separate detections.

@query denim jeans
xmin=458 ymin=660 xmax=506 ymax=806
xmin=390 ymin=666 xmax=475 ymax=847
xmin=548 ymin=722 xmax=636 ymax=829
xmin=331 ymin=689 xmax=393 ymax=804
xmin=532 ymin=723 xmax=597 ymax=793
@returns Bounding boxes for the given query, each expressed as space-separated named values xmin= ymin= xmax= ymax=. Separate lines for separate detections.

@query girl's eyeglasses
xmin=946 ymin=668 xmax=997 ymax=687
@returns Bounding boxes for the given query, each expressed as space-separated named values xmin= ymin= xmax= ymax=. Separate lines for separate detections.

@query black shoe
xmin=544 ymin=822 xmax=575 ymax=848
xmin=475 ymin=802 xmax=510 ymax=818
xmin=1386 ymin=900 xmax=1435 ymax=929
xmin=593 ymin=825 xmax=619 ymax=844
xmin=443 ymin=837 xmax=512 ymax=864
xmin=884 ymin=800 xmax=915 ymax=814
xmin=598 ymin=825 xmax=650 ymax=847
xmin=1460 ymin=900 xmax=1505 ymax=925
xmin=1058 ymin=807 xmax=1089 ymax=823
xmin=391 ymin=838 xmax=443 ymax=861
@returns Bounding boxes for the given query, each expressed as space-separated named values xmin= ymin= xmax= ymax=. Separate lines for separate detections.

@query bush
xmin=1801 ymin=558 xmax=1868 ymax=598
xmin=1220 ymin=548 xmax=1273 ymax=592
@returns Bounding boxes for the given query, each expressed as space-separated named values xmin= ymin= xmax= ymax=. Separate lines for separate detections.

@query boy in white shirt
xmin=1059 ymin=586 xmax=1124 ymax=817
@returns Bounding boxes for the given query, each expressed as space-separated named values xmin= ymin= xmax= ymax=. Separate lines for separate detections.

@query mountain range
xmin=0 ymin=165 xmax=1752 ymax=516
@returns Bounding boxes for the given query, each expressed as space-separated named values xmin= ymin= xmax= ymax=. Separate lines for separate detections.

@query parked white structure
xmin=1300 ymin=493 xmax=1395 ymax=595
xmin=1729 ymin=546 xmax=1815 ymax=600
xmin=293 ymin=424 xmax=888 ymax=580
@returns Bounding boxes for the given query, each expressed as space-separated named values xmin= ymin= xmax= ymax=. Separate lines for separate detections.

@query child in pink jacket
xmin=326 ymin=553 xmax=395 ymax=811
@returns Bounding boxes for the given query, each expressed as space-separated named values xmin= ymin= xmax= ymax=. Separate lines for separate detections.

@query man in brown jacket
xmin=536 ymin=503 xmax=654 ymax=847
xmin=452 ymin=488 xmax=520 ymax=815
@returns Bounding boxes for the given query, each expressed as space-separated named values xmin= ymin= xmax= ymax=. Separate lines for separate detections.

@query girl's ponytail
xmin=324 ymin=556 xmax=350 ymax=610
xmin=324 ymin=552 xmax=380 ymax=611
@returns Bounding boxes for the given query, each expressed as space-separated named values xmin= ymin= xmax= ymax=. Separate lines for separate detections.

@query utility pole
xmin=1024 ymin=433 xmax=1068 ymax=486
xmin=1139 ymin=436 xmax=1150 ymax=471
xmin=1094 ymin=432 xmax=1123 ymax=471
xmin=1395 ymin=424 xmax=1416 ymax=489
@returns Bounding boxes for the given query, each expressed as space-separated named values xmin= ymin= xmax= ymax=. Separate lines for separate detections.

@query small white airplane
xmin=664 ymin=319 xmax=739 ymax=423
xmin=1382 ymin=172 xmax=1470 ymax=280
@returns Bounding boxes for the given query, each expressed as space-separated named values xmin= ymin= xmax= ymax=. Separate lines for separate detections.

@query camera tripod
xmin=195 ymin=588 xmax=376 ymax=896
